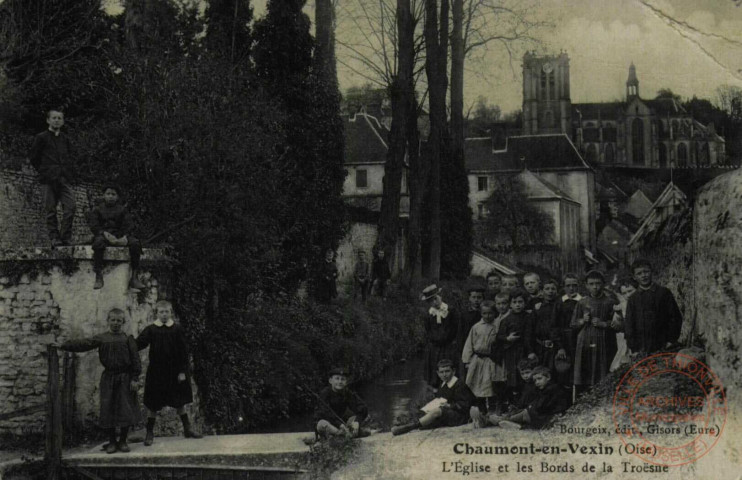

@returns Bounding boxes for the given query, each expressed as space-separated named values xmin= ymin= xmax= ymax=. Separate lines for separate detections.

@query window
xmin=631 ymin=118 xmax=645 ymax=165
xmin=677 ymin=143 xmax=688 ymax=167
xmin=355 ymin=169 xmax=368 ymax=188
xmin=477 ymin=176 xmax=488 ymax=192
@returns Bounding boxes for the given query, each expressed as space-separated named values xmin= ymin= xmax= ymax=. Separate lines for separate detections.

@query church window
xmin=671 ymin=119 xmax=679 ymax=139
xmin=631 ymin=118 xmax=645 ymax=165
xmin=659 ymin=143 xmax=668 ymax=168
xmin=540 ymin=71 xmax=547 ymax=100
xmin=586 ymin=144 xmax=598 ymax=164
xmin=544 ymin=110 xmax=555 ymax=128
xmin=677 ymin=143 xmax=688 ymax=167
xmin=548 ymin=71 xmax=555 ymax=99
xmin=605 ymin=144 xmax=615 ymax=163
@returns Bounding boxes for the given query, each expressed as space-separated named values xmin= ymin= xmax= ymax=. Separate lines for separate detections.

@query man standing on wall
xmin=29 ymin=109 xmax=77 ymax=247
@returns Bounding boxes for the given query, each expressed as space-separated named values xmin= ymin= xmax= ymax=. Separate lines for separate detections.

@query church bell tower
xmin=522 ymin=52 xmax=572 ymax=135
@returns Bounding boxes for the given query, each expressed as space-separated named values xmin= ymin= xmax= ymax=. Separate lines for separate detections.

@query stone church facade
xmin=522 ymin=52 xmax=726 ymax=168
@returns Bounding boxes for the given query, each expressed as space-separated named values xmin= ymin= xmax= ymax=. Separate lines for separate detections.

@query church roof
xmin=344 ymin=113 xmax=389 ymax=165
xmin=644 ymin=97 xmax=687 ymax=116
xmin=482 ymin=134 xmax=592 ymax=172
xmin=573 ymin=102 xmax=623 ymax=120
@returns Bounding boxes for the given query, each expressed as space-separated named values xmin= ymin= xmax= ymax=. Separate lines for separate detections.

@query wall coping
xmin=0 ymin=245 xmax=171 ymax=263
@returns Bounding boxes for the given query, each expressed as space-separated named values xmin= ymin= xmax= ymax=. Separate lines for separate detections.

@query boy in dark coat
xmin=29 ymin=109 xmax=77 ymax=247
xmin=392 ymin=359 xmax=475 ymax=435
xmin=353 ymin=251 xmax=370 ymax=302
xmin=136 ymin=300 xmax=202 ymax=446
xmin=315 ymin=249 xmax=338 ymax=303
xmin=58 ymin=309 xmax=141 ymax=453
xmin=87 ymin=185 xmax=146 ymax=290
xmin=624 ymin=259 xmax=682 ymax=356
xmin=314 ymin=367 xmax=369 ymax=438
xmin=371 ymin=249 xmax=392 ymax=298
xmin=495 ymin=289 xmax=535 ymax=397
xmin=532 ymin=279 xmax=567 ymax=374
xmin=487 ymin=366 xmax=569 ymax=429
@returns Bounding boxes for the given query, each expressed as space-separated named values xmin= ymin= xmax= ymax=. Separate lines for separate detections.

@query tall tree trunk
xmin=450 ymin=0 xmax=464 ymax=153
xmin=423 ymin=0 xmax=449 ymax=281
xmin=378 ymin=0 xmax=415 ymax=266
xmin=314 ymin=0 xmax=337 ymax=84
xmin=397 ymin=0 xmax=424 ymax=292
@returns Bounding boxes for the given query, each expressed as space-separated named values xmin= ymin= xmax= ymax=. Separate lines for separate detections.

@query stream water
xmin=258 ymin=356 xmax=428 ymax=433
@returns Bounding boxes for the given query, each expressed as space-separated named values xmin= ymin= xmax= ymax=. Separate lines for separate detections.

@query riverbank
xmin=331 ymin=360 xmax=742 ymax=480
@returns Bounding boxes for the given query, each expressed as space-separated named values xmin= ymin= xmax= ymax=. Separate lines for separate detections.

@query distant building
xmin=627 ymin=182 xmax=688 ymax=251
xmin=521 ymin=52 xmax=727 ymax=168
xmin=466 ymin=134 xmax=594 ymax=273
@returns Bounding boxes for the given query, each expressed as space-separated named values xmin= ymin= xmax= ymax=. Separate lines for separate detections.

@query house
xmin=627 ymin=182 xmax=688 ymax=251
xmin=337 ymin=111 xmax=408 ymax=284
xmin=466 ymin=134 xmax=594 ymax=274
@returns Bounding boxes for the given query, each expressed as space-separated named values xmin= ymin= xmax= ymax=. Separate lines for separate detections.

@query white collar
xmin=429 ymin=302 xmax=449 ymax=324
xmin=48 ymin=127 xmax=61 ymax=136
xmin=153 ymin=319 xmax=174 ymax=327
xmin=562 ymin=293 xmax=583 ymax=302
xmin=445 ymin=376 xmax=458 ymax=388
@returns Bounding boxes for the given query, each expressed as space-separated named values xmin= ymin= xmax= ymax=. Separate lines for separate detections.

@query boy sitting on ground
xmin=392 ymin=359 xmax=475 ymax=435
xmin=471 ymin=357 xmax=537 ymax=427
xmin=314 ymin=367 xmax=369 ymax=439
xmin=88 ymin=185 xmax=146 ymax=290
xmin=477 ymin=366 xmax=569 ymax=430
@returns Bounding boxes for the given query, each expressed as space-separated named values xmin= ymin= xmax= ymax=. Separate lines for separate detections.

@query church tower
xmin=626 ymin=62 xmax=639 ymax=100
xmin=522 ymin=52 xmax=572 ymax=135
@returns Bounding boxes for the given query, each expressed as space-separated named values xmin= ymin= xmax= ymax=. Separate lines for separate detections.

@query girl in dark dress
xmin=420 ymin=285 xmax=459 ymax=389
xmin=60 ymin=308 xmax=141 ymax=454
xmin=137 ymin=300 xmax=202 ymax=445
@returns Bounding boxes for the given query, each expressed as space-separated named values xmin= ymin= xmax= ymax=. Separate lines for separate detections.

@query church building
xmin=521 ymin=52 xmax=726 ymax=168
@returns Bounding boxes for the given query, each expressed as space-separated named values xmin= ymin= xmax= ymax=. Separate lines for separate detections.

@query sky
xmin=109 ymin=0 xmax=742 ymax=114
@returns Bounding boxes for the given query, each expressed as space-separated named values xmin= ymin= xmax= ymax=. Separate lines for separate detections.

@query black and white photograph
xmin=0 ymin=0 xmax=740 ymax=478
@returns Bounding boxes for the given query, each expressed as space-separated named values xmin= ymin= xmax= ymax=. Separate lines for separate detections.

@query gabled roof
xmin=573 ymin=102 xmax=623 ymax=121
xmin=628 ymin=182 xmax=688 ymax=246
xmin=344 ymin=113 xmax=389 ymax=165
xmin=465 ymin=137 xmax=495 ymax=171
xmin=624 ymin=190 xmax=653 ymax=219
xmin=471 ymin=247 xmax=521 ymax=276
xmin=519 ymin=169 xmax=579 ymax=204
xmin=468 ymin=134 xmax=592 ymax=172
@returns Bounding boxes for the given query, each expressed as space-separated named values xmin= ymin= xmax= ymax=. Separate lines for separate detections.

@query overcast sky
xmin=111 ymin=0 xmax=742 ymax=114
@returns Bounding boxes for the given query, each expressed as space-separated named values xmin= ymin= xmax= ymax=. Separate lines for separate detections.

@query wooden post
xmin=62 ymin=352 xmax=76 ymax=431
xmin=46 ymin=345 xmax=62 ymax=480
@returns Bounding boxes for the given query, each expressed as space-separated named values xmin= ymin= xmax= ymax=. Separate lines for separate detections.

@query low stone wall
xmin=0 ymin=247 xmax=201 ymax=437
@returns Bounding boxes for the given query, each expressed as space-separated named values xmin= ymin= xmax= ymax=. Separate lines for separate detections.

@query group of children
xmin=56 ymin=301 xmax=202 ymax=454
xmin=402 ymin=259 xmax=683 ymax=433
xmin=30 ymin=109 xmax=145 ymax=291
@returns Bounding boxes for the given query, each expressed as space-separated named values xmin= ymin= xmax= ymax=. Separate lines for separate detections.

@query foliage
xmin=191 ymin=294 xmax=425 ymax=432
xmin=465 ymin=95 xmax=502 ymax=136
xmin=203 ymin=0 xmax=253 ymax=65
xmin=655 ymin=88 xmax=681 ymax=101
xmin=480 ymin=174 xmax=555 ymax=248
xmin=309 ymin=436 xmax=358 ymax=480
xmin=0 ymin=0 xmax=113 ymax=128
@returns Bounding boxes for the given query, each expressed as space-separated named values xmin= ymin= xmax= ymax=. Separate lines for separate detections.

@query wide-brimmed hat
xmin=420 ymin=284 xmax=442 ymax=301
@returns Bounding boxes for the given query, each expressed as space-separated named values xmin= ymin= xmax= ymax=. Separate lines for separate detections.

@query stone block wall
xmin=0 ymin=248 xmax=201 ymax=437
xmin=0 ymin=167 xmax=100 ymax=248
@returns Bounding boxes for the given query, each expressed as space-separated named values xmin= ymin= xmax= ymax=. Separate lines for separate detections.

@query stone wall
xmin=0 ymin=167 xmax=99 ymax=248
xmin=0 ymin=248 xmax=201 ymax=437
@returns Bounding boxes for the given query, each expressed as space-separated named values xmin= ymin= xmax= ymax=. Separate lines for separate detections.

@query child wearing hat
xmin=392 ymin=359 xmax=475 ymax=435
xmin=420 ymin=284 xmax=459 ymax=389
xmin=570 ymin=271 xmax=620 ymax=393
xmin=314 ymin=367 xmax=369 ymax=438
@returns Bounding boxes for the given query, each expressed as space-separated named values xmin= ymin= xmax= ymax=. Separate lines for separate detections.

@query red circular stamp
xmin=612 ymin=352 xmax=727 ymax=467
